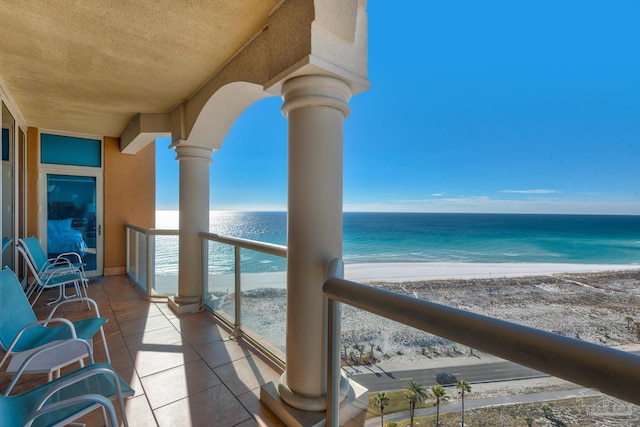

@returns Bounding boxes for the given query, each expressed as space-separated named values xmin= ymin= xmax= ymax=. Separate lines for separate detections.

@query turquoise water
xmin=155 ymin=211 xmax=640 ymax=275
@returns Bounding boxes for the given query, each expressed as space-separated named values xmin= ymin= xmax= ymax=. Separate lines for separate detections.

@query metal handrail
xmin=125 ymin=224 xmax=179 ymax=236
xmin=199 ymin=232 xmax=287 ymax=258
xmin=323 ymin=258 xmax=640 ymax=425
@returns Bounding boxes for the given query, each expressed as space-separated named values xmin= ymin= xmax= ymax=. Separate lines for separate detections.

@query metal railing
xmin=125 ymin=224 xmax=179 ymax=297
xmin=323 ymin=258 xmax=640 ymax=426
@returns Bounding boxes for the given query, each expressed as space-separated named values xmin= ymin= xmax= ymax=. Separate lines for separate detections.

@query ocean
xmin=154 ymin=211 xmax=640 ymax=276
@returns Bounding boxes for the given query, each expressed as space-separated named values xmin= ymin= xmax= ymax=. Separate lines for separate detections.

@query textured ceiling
xmin=0 ymin=0 xmax=282 ymax=137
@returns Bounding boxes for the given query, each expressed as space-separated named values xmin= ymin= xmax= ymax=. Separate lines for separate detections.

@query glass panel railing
xmin=125 ymin=224 xmax=178 ymax=298
xmin=153 ymin=233 xmax=178 ymax=297
xmin=205 ymin=241 xmax=236 ymax=323
xmin=201 ymin=232 xmax=287 ymax=364
xmin=125 ymin=226 xmax=147 ymax=294
xmin=238 ymin=248 xmax=287 ymax=354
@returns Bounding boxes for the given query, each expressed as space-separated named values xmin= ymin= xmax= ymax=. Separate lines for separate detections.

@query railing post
xmin=134 ymin=230 xmax=140 ymax=283
xmin=201 ymin=237 xmax=208 ymax=309
xmin=125 ymin=226 xmax=131 ymax=275
xmin=146 ymin=232 xmax=154 ymax=298
xmin=234 ymin=245 xmax=242 ymax=337
xmin=326 ymin=258 xmax=343 ymax=427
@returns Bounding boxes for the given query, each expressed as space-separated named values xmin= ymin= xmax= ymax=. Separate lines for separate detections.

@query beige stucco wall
xmin=104 ymin=136 xmax=155 ymax=276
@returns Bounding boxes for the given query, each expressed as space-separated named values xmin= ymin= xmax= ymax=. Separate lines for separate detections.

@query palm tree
xmin=404 ymin=380 xmax=428 ymax=427
xmin=372 ymin=392 xmax=390 ymax=427
xmin=430 ymin=385 xmax=449 ymax=426
xmin=456 ymin=380 xmax=471 ymax=426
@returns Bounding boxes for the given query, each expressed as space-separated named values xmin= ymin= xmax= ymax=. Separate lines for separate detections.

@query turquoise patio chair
xmin=18 ymin=237 xmax=89 ymax=303
xmin=0 ymin=268 xmax=111 ymax=377
xmin=17 ymin=243 xmax=87 ymax=307
xmin=0 ymin=355 xmax=133 ymax=426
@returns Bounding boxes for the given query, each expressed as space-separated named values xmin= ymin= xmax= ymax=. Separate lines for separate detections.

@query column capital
xmin=173 ymin=143 xmax=214 ymax=163
xmin=281 ymin=75 xmax=351 ymax=118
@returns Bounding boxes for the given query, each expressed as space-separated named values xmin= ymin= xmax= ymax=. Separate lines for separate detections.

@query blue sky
xmin=156 ymin=1 xmax=640 ymax=214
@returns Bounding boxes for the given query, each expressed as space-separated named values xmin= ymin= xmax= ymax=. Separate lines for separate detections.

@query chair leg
xmin=99 ymin=327 xmax=111 ymax=364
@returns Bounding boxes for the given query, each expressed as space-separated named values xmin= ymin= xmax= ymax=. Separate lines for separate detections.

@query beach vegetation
xmin=456 ymin=380 xmax=471 ymax=426
xmin=367 ymin=389 xmax=428 ymax=420
xmin=405 ymin=380 xmax=428 ymax=427
xmin=430 ymin=385 xmax=449 ymax=426
xmin=372 ymin=391 xmax=390 ymax=427
xmin=387 ymin=395 xmax=638 ymax=426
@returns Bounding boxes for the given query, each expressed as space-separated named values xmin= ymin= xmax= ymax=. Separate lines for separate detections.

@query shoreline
xmin=344 ymin=261 xmax=640 ymax=283
xmin=159 ymin=261 xmax=640 ymax=292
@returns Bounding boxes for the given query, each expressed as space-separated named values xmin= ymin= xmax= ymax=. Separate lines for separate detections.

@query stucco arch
xmin=176 ymin=81 xmax=272 ymax=150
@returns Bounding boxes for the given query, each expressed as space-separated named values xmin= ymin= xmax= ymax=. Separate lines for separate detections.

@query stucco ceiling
xmin=0 ymin=0 xmax=282 ymax=137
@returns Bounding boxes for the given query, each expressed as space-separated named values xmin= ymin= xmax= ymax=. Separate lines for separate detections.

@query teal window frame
xmin=41 ymin=133 xmax=102 ymax=167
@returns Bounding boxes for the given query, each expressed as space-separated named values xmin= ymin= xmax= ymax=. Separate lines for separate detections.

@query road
xmin=351 ymin=360 xmax=546 ymax=392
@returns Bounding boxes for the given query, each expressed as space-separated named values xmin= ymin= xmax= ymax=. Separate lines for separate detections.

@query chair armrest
xmin=55 ymin=251 xmax=85 ymax=265
xmin=41 ymin=258 xmax=76 ymax=274
xmin=0 ymin=318 xmax=78 ymax=370
xmin=48 ymin=297 xmax=102 ymax=318
xmin=25 ymin=394 xmax=119 ymax=427
xmin=4 ymin=339 xmax=94 ymax=395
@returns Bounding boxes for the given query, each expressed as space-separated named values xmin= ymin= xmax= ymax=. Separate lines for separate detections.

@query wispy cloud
xmin=500 ymin=189 xmax=558 ymax=194
xmin=429 ymin=193 xmax=446 ymax=197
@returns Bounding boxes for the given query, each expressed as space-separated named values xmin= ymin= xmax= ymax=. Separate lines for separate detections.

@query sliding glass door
xmin=39 ymin=169 xmax=103 ymax=275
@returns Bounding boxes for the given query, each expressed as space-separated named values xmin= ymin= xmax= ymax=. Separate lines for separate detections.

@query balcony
xmin=6 ymin=226 xmax=640 ymax=426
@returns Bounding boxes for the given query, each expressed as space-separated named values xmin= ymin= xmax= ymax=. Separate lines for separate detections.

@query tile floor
xmin=2 ymin=275 xmax=286 ymax=426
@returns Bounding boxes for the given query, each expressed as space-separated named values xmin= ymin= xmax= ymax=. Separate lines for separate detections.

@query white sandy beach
xmin=344 ymin=261 xmax=640 ymax=283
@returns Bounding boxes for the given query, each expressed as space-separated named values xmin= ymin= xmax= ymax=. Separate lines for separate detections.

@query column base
xmin=260 ymin=373 xmax=368 ymax=427
xmin=167 ymin=296 xmax=200 ymax=314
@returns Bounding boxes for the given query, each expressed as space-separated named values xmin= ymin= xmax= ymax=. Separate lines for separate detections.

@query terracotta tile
xmin=237 ymin=388 xmax=286 ymax=427
xmin=179 ymin=321 xmax=228 ymax=348
xmin=118 ymin=314 xmax=174 ymax=337
xmin=169 ymin=311 xmax=217 ymax=332
xmin=141 ymin=359 xmax=221 ymax=409
xmin=154 ymin=384 xmax=251 ymax=427
xmin=124 ymin=326 xmax=184 ymax=353
xmin=213 ymin=355 xmax=282 ymax=397
xmin=198 ymin=338 xmax=253 ymax=369
xmin=77 ymin=393 xmax=157 ymax=427
xmin=132 ymin=342 xmax=201 ymax=378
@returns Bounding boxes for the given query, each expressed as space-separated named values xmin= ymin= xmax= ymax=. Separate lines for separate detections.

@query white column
xmin=277 ymin=75 xmax=351 ymax=411
xmin=170 ymin=144 xmax=213 ymax=313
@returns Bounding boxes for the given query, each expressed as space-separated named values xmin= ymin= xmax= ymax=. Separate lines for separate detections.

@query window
xmin=41 ymin=133 xmax=101 ymax=167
